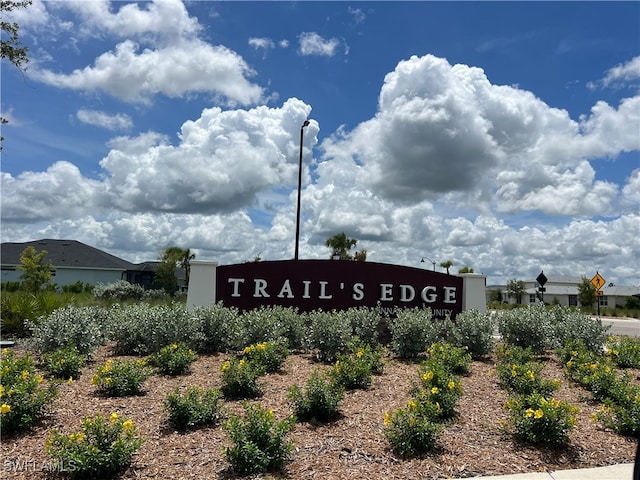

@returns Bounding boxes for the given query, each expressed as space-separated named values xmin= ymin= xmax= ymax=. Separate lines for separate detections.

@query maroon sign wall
xmin=216 ymin=260 xmax=463 ymax=318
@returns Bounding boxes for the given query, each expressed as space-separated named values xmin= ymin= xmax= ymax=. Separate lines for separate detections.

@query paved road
xmin=598 ymin=317 xmax=640 ymax=337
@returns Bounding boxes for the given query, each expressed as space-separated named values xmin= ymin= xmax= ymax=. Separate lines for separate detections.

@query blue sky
xmin=1 ymin=0 xmax=639 ymax=287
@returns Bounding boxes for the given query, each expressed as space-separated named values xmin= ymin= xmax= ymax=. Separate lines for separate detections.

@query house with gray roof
xmin=0 ymin=239 xmax=158 ymax=289
xmin=488 ymin=274 xmax=639 ymax=308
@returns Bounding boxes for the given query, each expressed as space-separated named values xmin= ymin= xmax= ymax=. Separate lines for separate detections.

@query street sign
xmin=595 ymin=290 xmax=604 ymax=297
xmin=591 ymin=272 xmax=606 ymax=290
xmin=536 ymin=271 xmax=548 ymax=287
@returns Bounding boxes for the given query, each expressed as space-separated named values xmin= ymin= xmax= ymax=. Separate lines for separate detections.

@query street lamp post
xmin=421 ymin=257 xmax=436 ymax=271
xmin=294 ymin=120 xmax=310 ymax=260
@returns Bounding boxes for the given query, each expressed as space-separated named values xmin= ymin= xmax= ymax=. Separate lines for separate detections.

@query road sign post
xmin=536 ymin=271 xmax=548 ymax=304
xmin=591 ymin=272 xmax=606 ymax=317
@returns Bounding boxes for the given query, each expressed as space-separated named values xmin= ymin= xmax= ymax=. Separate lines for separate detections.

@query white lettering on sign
xmin=228 ymin=278 xmax=245 ymax=297
xmin=421 ymin=286 xmax=436 ymax=303
xmin=318 ymin=281 xmax=333 ymax=299
xmin=443 ymin=286 xmax=457 ymax=304
xmin=400 ymin=284 xmax=415 ymax=302
xmin=380 ymin=283 xmax=393 ymax=300
xmin=253 ymin=279 xmax=269 ymax=298
xmin=226 ymin=277 xmax=457 ymax=305
xmin=302 ymin=280 xmax=311 ymax=299
xmin=277 ymin=279 xmax=294 ymax=298
xmin=352 ymin=283 xmax=364 ymax=301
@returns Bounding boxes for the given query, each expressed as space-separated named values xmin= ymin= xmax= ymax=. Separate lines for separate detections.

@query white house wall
xmin=1 ymin=268 xmax=125 ymax=287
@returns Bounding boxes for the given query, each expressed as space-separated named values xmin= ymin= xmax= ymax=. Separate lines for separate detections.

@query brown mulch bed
xmin=1 ymin=343 xmax=637 ymax=480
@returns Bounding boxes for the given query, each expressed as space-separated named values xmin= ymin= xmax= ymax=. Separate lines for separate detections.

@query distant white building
xmin=487 ymin=275 xmax=640 ymax=309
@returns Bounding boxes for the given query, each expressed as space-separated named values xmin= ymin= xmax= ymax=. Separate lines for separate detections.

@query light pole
xmin=294 ymin=120 xmax=310 ymax=260
xmin=421 ymin=257 xmax=436 ymax=271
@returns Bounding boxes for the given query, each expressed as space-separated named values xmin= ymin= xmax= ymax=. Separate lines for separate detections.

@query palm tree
xmin=180 ymin=248 xmax=196 ymax=286
xmin=440 ymin=260 xmax=453 ymax=275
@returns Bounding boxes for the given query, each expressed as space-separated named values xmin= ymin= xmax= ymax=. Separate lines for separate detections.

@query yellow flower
xmin=1 ymin=403 xmax=11 ymax=414
xmin=91 ymin=375 xmax=98 ymax=385
xmin=422 ymin=371 xmax=434 ymax=382
xmin=221 ymin=361 xmax=230 ymax=372
xmin=431 ymin=387 xmax=439 ymax=395
xmin=525 ymin=408 xmax=535 ymax=418
xmin=566 ymin=360 xmax=573 ymax=368
xmin=110 ymin=412 xmax=119 ymax=423
xmin=383 ymin=412 xmax=391 ymax=426
xmin=68 ymin=377 xmax=74 ymax=384
xmin=448 ymin=381 xmax=456 ymax=390
xmin=21 ymin=370 xmax=30 ymax=380
xmin=534 ymin=409 xmax=544 ymax=419
xmin=239 ymin=359 xmax=246 ymax=367
xmin=122 ymin=419 xmax=134 ymax=431
xmin=356 ymin=350 xmax=364 ymax=358
xmin=0 ymin=384 xmax=4 ymax=397
xmin=36 ymin=374 xmax=44 ymax=384
xmin=407 ymin=400 xmax=416 ymax=410
xmin=526 ymin=370 xmax=535 ymax=381
xmin=171 ymin=344 xmax=178 ymax=349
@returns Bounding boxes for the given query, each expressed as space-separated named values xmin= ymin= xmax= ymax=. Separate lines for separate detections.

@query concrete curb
xmin=462 ymin=463 xmax=634 ymax=480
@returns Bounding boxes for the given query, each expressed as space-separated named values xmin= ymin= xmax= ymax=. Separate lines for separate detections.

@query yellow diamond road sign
xmin=591 ymin=272 xmax=605 ymax=291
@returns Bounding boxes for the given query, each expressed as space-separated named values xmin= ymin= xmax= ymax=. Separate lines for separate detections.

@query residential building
xmin=0 ymin=239 xmax=159 ymax=289
xmin=487 ymin=275 xmax=640 ymax=308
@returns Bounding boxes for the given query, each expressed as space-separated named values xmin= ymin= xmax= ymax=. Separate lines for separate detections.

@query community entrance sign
xmin=187 ymin=260 xmax=487 ymax=319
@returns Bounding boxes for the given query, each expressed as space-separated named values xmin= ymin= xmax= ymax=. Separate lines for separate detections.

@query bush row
xmin=26 ymin=302 xmax=612 ymax=367
xmin=496 ymin=344 xmax=578 ymax=444
xmin=558 ymin=338 xmax=640 ymax=437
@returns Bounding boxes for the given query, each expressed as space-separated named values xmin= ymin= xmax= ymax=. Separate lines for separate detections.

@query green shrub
xmin=149 ymin=342 xmax=197 ymax=376
xmin=343 ymin=306 xmax=382 ymax=347
xmin=223 ymin=401 xmax=296 ymax=475
xmin=109 ymin=304 xmax=203 ymax=355
xmin=496 ymin=360 xmax=559 ymax=396
xmin=229 ymin=305 xmax=304 ymax=351
xmin=348 ymin=338 xmax=385 ymax=374
xmin=289 ymin=369 xmax=344 ymax=422
xmin=93 ymin=280 xmax=144 ymax=301
xmin=242 ymin=341 xmax=289 ymax=373
xmin=388 ymin=307 xmax=438 ymax=359
xmin=551 ymin=306 xmax=609 ymax=352
xmin=328 ymin=351 xmax=373 ymax=391
xmin=91 ymin=359 xmax=152 ymax=397
xmin=220 ymin=357 xmax=265 ymax=399
xmin=305 ymin=310 xmax=352 ymax=362
xmin=192 ymin=303 xmax=238 ymax=353
xmin=414 ymin=360 xmax=463 ymax=419
xmin=495 ymin=344 xmax=537 ymax=365
xmin=46 ymin=412 xmax=144 ymax=479
xmin=449 ymin=309 xmax=495 ymax=359
xmin=505 ymin=393 xmax=578 ymax=444
xmin=594 ymin=385 xmax=640 ymax=438
xmin=426 ymin=342 xmax=471 ymax=375
xmin=606 ymin=335 xmax=640 ymax=369
xmin=27 ymin=306 xmax=108 ymax=354
xmin=1 ymin=292 xmax=41 ymax=337
xmin=40 ymin=347 xmax=87 ymax=380
xmin=383 ymin=399 xmax=441 ymax=456
xmin=497 ymin=304 xmax=554 ymax=353
xmin=164 ymin=386 xmax=225 ymax=431
xmin=0 ymin=349 xmax=58 ymax=435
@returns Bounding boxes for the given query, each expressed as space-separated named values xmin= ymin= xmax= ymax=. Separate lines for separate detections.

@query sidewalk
xmin=466 ymin=462 xmax=634 ymax=480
